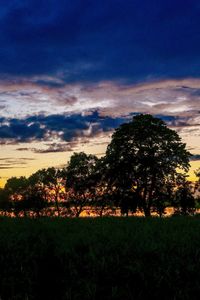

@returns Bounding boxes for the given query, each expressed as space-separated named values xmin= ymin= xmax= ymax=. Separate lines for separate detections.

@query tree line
xmin=0 ymin=114 xmax=200 ymax=217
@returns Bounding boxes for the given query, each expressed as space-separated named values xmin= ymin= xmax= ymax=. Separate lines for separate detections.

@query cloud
xmin=16 ymin=148 xmax=30 ymax=151
xmin=0 ymin=118 xmax=45 ymax=142
xmin=0 ymin=166 xmax=16 ymax=169
xmin=31 ymin=143 xmax=74 ymax=154
xmin=0 ymin=78 xmax=200 ymax=119
xmin=0 ymin=108 xmax=198 ymax=154
xmin=0 ymin=111 xmax=129 ymax=144
xmin=0 ymin=1 xmax=200 ymax=82
xmin=0 ymin=157 xmax=35 ymax=170
xmin=0 ymin=78 xmax=199 ymax=157
xmin=190 ymin=154 xmax=200 ymax=161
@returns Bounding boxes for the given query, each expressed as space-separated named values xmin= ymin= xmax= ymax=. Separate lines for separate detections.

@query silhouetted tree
xmin=152 ymin=188 xmax=169 ymax=217
xmin=64 ymin=152 xmax=98 ymax=217
xmin=151 ymin=177 xmax=174 ymax=217
xmin=195 ymin=168 xmax=200 ymax=193
xmin=105 ymin=114 xmax=191 ymax=217
xmin=29 ymin=168 xmax=64 ymax=216
xmin=118 ymin=189 xmax=138 ymax=216
xmin=0 ymin=188 xmax=10 ymax=216
xmin=90 ymin=158 xmax=116 ymax=216
xmin=24 ymin=183 xmax=49 ymax=217
xmin=4 ymin=177 xmax=29 ymax=216
xmin=173 ymin=174 xmax=196 ymax=215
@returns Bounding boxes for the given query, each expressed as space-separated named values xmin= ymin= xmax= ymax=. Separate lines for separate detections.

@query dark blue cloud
xmin=0 ymin=111 xmax=191 ymax=145
xmin=0 ymin=0 xmax=200 ymax=82
xmin=0 ymin=111 xmax=130 ymax=143
xmin=0 ymin=118 xmax=45 ymax=141
xmin=190 ymin=154 xmax=200 ymax=161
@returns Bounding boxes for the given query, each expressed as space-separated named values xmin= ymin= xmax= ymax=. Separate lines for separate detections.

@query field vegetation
xmin=0 ymin=217 xmax=200 ymax=299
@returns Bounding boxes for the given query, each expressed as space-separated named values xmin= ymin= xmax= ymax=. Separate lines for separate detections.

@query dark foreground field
xmin=0 ymin=217 xmax=200 ymax=299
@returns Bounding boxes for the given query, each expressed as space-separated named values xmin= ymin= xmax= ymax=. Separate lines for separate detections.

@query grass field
xmin=0 ymin=216 xmax=200 ymax=299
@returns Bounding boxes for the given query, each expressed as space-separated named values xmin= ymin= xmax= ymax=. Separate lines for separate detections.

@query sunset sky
xmin=0 ymin=0 xmax=200 ymax=186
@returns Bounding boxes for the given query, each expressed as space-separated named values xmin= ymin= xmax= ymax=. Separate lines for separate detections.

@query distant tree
xmin=173 ymin=175 xmax=195 ymax=215
xmin=64 ymin=152 xmax=98 ymax=217
xmin=29 ymin=168 xmax=64 ymax=216
xmin=152 ymin=187 xmax=170 ymax=217
xmin=24 ymin=183 xmax=49 ymax=217
xmin=90 ymin=158 xmax=116 ymax=217
xmin=195 ymin=196 xmax=200 ymax=212
xmin=4 ymin=177 xmax=29 ymax=216
xmin=4 ymin=176 xmax=28 ymax=196
xmin=105 ymin=114 xmax=191 ymax=217
xmin=195 ymin=168 xmax=200 ymax=193
xmin=118 ymin=189 xmax=138 ymax=217
xmin=0 ymin=188 xmax=10 ymax=216
xmin=151 ymin=176 xmax=174 ymax=217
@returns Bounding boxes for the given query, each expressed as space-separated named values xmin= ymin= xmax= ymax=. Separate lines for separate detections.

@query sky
xmin=0 ymin=0 xmax=200 ymax=186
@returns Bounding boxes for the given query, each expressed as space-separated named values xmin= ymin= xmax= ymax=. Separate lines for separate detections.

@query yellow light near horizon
xmin=188 ymin=160 xmax=200 ymax=181
xmin=1 ymin=160 xmax=199 ymax=189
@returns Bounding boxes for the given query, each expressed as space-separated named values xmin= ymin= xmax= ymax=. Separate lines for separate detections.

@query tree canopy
xmin=64 ymin=152 xmax=98 ymax=216
xmin=105 ymin=114 xmax=191 ymax=216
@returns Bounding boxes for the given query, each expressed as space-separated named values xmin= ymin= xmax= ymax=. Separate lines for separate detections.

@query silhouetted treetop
xmin=105 ymin=114 xmax=191 ymax=216
xmin=65 ymin=152 xmax=98 ymax=192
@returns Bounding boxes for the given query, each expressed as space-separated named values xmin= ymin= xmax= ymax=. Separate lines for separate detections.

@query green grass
xmin=0 ymin=216 xmax=200 ymax=299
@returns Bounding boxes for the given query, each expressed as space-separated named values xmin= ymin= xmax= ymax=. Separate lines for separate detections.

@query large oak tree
xmin=105 ymin=114 xmax=191 ymax=216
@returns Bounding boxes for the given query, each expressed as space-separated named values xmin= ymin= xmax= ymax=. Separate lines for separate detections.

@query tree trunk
xmin=75 ymin=208 xmax=81 ymax=217
xmin=99 ymin=207 xmax=103 ymax=217
xmin=143 ymin=205 xmax=151 ymax=217
xmin=55 ymin=189 xmax=60 ymax=217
